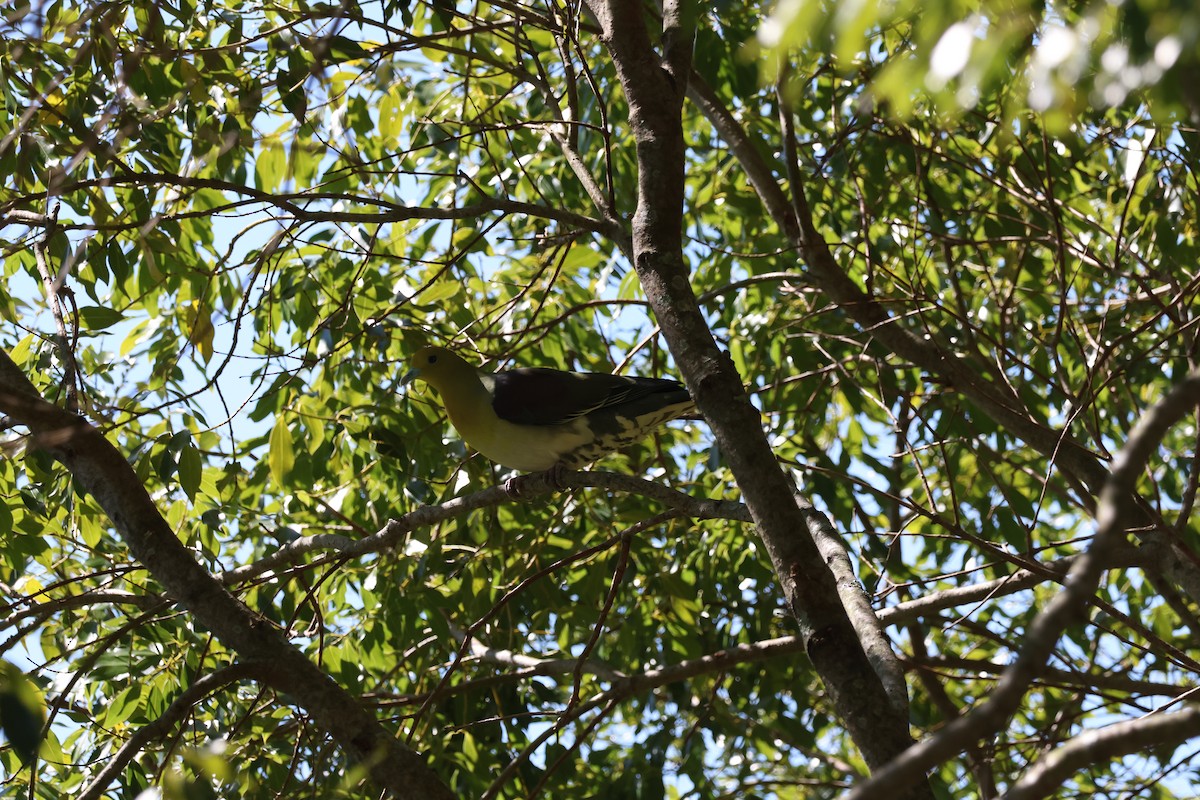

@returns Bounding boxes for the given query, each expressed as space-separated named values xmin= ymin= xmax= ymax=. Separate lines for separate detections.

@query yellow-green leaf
xmin=269 ymin=416 xmax=295 ymax=487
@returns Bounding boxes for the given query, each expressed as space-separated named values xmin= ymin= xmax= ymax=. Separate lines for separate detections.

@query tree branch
xmin=3 ymin=171 xmax=620 ymax=240
xmin=582 ymin=0 xmax=923 ymax=790
xmin=875 ymin=545 xmax=1145 ymax=627
xmin=916 ymin=654 xmax=1194 ymax=700
xmin=844 ymin=369 xmax=1200 ymax=800
xmin=690 ymin=69 xmax=1200 ymax=603
xmin=77 ymin=662 xmax=262 ymax=800
xmin=219 ymin=469 xmax=751 ymax=585
xmin=1001 ymin=706 xmax=1200 ymax=800
xmin=0 ymin=349 xmax=453 ymax=800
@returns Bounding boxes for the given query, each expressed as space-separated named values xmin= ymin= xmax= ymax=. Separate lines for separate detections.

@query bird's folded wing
xmin=488 ymin=368 xmax=688 ymax=427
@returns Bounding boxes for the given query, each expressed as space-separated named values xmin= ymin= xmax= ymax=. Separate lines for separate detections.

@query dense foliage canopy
xmin=3 ymin=0 xmax=1200 ymax=797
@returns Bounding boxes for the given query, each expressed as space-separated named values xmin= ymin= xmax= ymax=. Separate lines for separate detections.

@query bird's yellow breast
xmin=437 ymin=377 xmax=593 ymax=471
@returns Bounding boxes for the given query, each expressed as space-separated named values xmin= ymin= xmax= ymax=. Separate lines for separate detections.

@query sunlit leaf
xmin=269 ymin=416 xmax=295 ymax=487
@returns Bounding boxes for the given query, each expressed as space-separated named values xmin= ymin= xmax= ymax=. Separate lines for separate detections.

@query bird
xmin=402 ymin=346 xmax=694 ymax=484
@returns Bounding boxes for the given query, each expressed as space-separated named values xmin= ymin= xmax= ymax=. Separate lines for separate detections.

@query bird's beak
xmin=400 ymin=367 xmax=420 ymax=387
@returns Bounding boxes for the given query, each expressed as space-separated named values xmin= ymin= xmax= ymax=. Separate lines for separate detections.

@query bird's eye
xmin=428 ymin=354 xmax=438 ymax=364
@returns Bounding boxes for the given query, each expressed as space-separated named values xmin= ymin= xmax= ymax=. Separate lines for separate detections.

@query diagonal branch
xmin=1001 ymin=705 xmax=1200 ymax=800
xmin=582 ymin=0 xmax=924 ymax=791
xmin=0 ymin=349 xmax=453 ymax=800
xmin=688 ymin=69 xmax=1200 ymax=603
xmin=843 ymin=369 xmax=1200 ymax=800
xmin=77 ymin=662 xmax=263 ymax=800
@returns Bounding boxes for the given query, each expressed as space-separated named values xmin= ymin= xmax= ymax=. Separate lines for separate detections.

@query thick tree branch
xmin=581 ymin=0 xmax=923 ymax=789
xmin=689 ymin=70 xmax=1200 ymax=603
xmin=799 ymin=495 xmax=909 ymax=713
xmin=0 ymin=350 xmax=453 ymax=800
xmin=1001 ymin=706 xmax=1200 ymax=800
xmin=844 ymin=369 xmax=1200 ymax=800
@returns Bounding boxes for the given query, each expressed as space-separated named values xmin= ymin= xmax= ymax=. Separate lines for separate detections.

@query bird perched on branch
xmin=403 ymin=346 xmax=694 ymax=483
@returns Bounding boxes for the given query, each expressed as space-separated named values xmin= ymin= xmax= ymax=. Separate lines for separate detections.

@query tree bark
xmin=582 ymin=1 xmax=929 ymax=792
xmin=0 ymin=351 xmax=454 ymax=800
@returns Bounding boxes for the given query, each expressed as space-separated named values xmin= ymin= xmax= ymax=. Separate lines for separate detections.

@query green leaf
xmin=78 ymin=305 xmax=126 ymax=330
xmin=0 ymin=660 xmax=46 ymax=764
xmin=269 ymin=416 xmax=295 ymax=487
xmin=390 ymin=0 xmax=414 ymax=26
xmin=255 ymin=141 xmax=287 ymax=192
xmin=178 ymin=441 xmax=202 ymax=500
xmin=276 ymin=65 xmax=307 ymax=123
xmin=8 ymin=334 xmax=35 ymax=365
xmin=617 ymin=269 xmax=643 ymax=301
xmin=324 ymin=35 xmax=367 ymax=64
xmin=430 ymin=0 xmax=454 ymax=29
xmin=416 ymin=280 xmax=460 ymax=305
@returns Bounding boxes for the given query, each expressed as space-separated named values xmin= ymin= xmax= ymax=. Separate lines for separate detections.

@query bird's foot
xmin=546 ymin=462 xmax=570 ymax=489
xmin=503 ymin=463 xmax=572 ymax=497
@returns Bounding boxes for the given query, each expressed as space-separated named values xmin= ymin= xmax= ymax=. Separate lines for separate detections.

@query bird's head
xmin=402 ymin=346 xmax=477 ymax=393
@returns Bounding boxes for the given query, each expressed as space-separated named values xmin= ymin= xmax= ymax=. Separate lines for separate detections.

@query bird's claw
xmin=503 ymin=463 xmax=572 ymax=497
